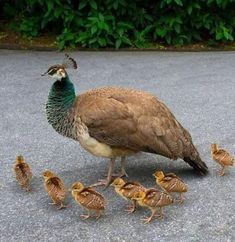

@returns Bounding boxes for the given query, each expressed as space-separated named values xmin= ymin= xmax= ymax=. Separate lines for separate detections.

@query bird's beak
xmin=41 ymin=71 xmax=48 ymax=76
xmin=68 ymin=188 xmax=72 ymax=192
xmin=152 ymin=174 xmax=156 ymax=177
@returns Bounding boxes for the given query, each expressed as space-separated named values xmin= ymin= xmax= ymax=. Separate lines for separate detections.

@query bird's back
xmin=212 ymin=149 xmax=234 ymax=166
xmin=45 ymin=177 xmax=66 ymax=202
xmin=120 ymin=181 xmax=146 ymax=199
xmin=14 ymin=163 xmax=32 ymax=186
xmin=76 ymin=188 xmax=105 ymax=210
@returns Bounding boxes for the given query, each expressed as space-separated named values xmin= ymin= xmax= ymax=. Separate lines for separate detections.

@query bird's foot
xmin=111 ymin=171 xmax=128 ymax=178
xmin=49 ymin=202 xmax=57 ymax=205
xmin=80 ymin=214 xmax=91 ymax=220
xmin=90 ymin=179 xmax=111 ymax=188
xmin=218 ymin=171 xmax=225 ymax=176
xmin=125 ymin=205 xmax=136 ymax=214
xmin=140 ymin=216 xmax=153 ymax=224
xmin=23 ymin=186 xmax=31 ymax=192
xmin=57 ymin=203 xmax=68 ymax=210
xmin=154 ymin=213 xmax=164 ymax=219
xmin=95 ymin=211 xmax=103 ymax=219
xmin=174 ymin=197 xmax=185 ymax=204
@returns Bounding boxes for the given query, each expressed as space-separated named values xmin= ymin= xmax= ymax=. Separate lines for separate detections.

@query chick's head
xmin=42 ymin=170 xmax=55 ymax=180
xmin=16 ymin=155 xmax=25 ymax=164
xmin=211 ymin=143 xmax=218 ymax=153
xmin=71 ymin=182 xmax=84 ymax=196
xmin=153 ymin=170 xmax=165 ymax=180
xmin=132 ymin=191 xmax=146 ymax=201
xmin=111 ymin=177 xmax=125 ymax=188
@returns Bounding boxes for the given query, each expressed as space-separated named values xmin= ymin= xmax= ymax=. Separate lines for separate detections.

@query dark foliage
xmin=2 ymin=0 xmax=235 ymax=49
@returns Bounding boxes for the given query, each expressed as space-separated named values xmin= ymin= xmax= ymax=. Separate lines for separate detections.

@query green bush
xmin=2 ymin=0 xmax=235 ymax=49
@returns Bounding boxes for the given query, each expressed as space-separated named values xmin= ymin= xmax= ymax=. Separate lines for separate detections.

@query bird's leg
xmin=80 ymin=209 xmax=91 ymax=220
xmin=49 ymin=199 xmax=57 ymax=205
xmin=153 ymin=207 xmax=164 ymax=219
xmin=91 ymin=158 xmax=116 ymax=187
xmin=179 ymin=193 xmax=185 ymax=204
xmin=112 ymin=156 xmax=128 ymax=178
xmin=158 ymin=207 xmax=164 ymax=219
xmin=120 ymin=156 xmax=128 ymax=177
xmin=57 ymin=202 xmax=67 ymax=210
xmin=218 ymin=166 xmax=225 ymax=176
xmin=141 ymin=208 xmax=157 ymax=224
xmin=95 ymin=210 xmax=103 ymax=219
xmin=125 ymin=200 xmax=137 ymax=214
xmin=174 ymin=193 xmax=185 ymax=204
xmin=24 ymin=185 xmax=31 ymax=192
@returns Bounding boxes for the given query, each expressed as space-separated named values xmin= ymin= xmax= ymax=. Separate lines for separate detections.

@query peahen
xmin=42 ymin=54 xmax=208 ymax=187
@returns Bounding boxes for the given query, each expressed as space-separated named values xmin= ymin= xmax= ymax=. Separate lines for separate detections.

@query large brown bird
xmin=42 ymin=54 xmax=208 ymax=187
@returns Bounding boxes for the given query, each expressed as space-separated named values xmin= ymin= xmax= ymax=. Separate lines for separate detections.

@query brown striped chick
xmin=71 ymin=182 xmax=105 ymax=220
xmin=132 ymin=189 xmax=173 ymax=223
xmin=43 ymin=170 xmax=67 ymax=209
xmin=153 ymin=171 xmax=188 ymax=203
xmin=14 ymin=155 xmax=32 ymax=191
xmin=211 ymin=143 xmax=234 ymax=176
xmin=111 ymin=177 xmax=146 ymax=214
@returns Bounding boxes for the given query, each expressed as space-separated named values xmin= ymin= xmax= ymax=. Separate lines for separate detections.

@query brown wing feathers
xmin=78 ymin=188 xmax=105 ymax=210
xmin=76 ymin=87 xmax=208 ymax=174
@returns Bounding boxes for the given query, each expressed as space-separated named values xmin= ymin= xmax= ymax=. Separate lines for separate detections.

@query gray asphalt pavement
xmin=0 ymin=50 xmax=234 ymax=242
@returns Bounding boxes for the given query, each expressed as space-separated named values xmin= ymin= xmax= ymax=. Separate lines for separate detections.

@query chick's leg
xmin=80 ymin=209 xmax=91 ymax=220
xmin=125 ymin=200 xmax=137 ymax=214
xmin=218 ymin=166 xmax=225 ymax=176
xmin=91 ymin=158 xmax=116 ymax=187
xmin=179 ymin=193 xmax=185 ymax=204
xmin=49 ymin=198 xmax=57 ymax=206
xmin=141 ymin=208 xmax=158 ymax=223
xmin=153 ymin=207 xmax=165 ymax=219
xmin=174 ymin=193 xmax=185 ymax=204
xmin=58 ymin=201 xmax=67 ymax=210
xmin=95 ymin=210 xmax=103 ymax=219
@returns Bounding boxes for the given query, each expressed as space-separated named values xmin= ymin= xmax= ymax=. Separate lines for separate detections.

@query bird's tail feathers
xmin=183 ymin=155 xmax=208 ymax=175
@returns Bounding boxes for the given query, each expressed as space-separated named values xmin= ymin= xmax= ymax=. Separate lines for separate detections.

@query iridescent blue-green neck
xmin=46 ymin=76 xmax=76 ymax=136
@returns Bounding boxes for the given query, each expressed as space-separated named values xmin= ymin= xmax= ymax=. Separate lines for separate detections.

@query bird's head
xmin=41 ymin=54 xmax=77 ymax=81
xmin=16 ymin=155 xmax=25 ymax=164
xmin=131 ymin=191 xmax=146 ymax=201
xmin=153 ymin=170 xmax=164 ymax=181
xmin=42 ymin=65 xmax=67 ymax=80
xmin=111 ymin=177 xmax=126 ymax=188
xmin=211 ymin=143 xmax=218 ymax=153
xmin=42 ymin=170 xmax=55 ymax=180
xmin=71 ymin=182 xmax=84 ymax=196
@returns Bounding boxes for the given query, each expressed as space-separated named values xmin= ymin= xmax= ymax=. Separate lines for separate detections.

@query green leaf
xmin=174 ymin=0 xmax=183 ymax=6
xmin=115 ymin=39 xmax=122 ymax=48
xmin=90 ymin=0 xmax=97 ymax=10
xmin=122 ymin=36 xmax=132 ymax=46
xmin=174 ymin=24 xmax=180 ymax=33
xmin=98 ymin=13 xmax=104 ymax=22
xmin=187 ymin=6 xmax=192 ymax=15
xmin=79 ymin=1 xmax=87 ymax=10
xmin=156 ymin=27 xmax=167 ymax=37
xmin=91 ymin=26 xmax=98 ymax=34
xmin=98 ymin=38 xmax=107 ymax=46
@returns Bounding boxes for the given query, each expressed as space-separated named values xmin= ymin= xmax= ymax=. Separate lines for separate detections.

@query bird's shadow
xmin=62 ymin=153 xmax=208 ymax=188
